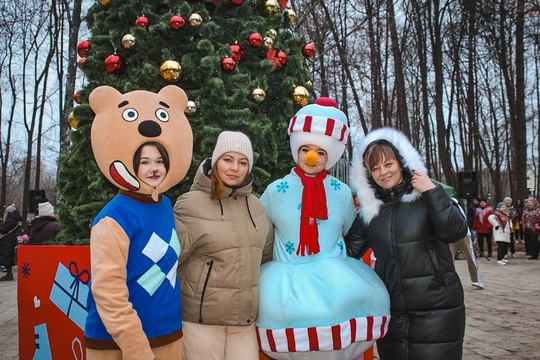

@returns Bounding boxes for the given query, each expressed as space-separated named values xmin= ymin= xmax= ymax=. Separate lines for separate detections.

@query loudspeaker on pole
xmin=458 ymin=171 xmax=478 ymax=198
xmin=29 ymin=190 xmax=47 ymax=214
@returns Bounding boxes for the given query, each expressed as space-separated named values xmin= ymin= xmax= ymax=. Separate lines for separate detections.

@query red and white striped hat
xmin=288 ymin=97 xmax=350 ymax=169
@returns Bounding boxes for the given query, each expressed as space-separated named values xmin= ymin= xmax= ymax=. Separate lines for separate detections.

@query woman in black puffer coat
xmin=345 ymin=127 xmax=468 ymax=360
xmin=0 ymin=204 xmax=22 ymax=281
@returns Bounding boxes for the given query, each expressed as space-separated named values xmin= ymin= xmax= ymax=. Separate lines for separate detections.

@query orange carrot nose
xmin=305 ymin=150 xmax=318 ymax=166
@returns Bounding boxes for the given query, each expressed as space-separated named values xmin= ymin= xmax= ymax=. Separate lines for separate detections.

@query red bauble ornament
xmin=267 ymin=49 xmax=281 ymax=71
xmin=73 ymin=91 xmax=82 ymax=104
xmin=247 ymin=32 xmax=263 ymax=48
xmin=279 ymin=0 xmax=289 ymax=8
xmin=302 ymin=44 xmax=316 ymax=58
xmin=277 ymin=51 xmax=288 ymax=66
xmin=170 ymin=15 xmax=186 ymax=30
xmin=270 ymin=57 xmax=282 ymax=71
xmin=77 ymin=40 xmax=90 ymax=58
xmin=230 ymin=43 xmax=245 ymax=62
xmin=220 ymin=57 xmax=236 ymax=73
xmin=104 ymin=54 xmax=127 ymax=75
xmin=77 ymin=57 xmax=87 ymax=72
xmin=213 ymin=0 xmax=244 ymax=6
xmin=135 ymin=15 xmax=150 ymax=28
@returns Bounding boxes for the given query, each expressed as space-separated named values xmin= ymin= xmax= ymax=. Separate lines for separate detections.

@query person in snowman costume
xmin=256 ymin=98 xmax=390 ymax=360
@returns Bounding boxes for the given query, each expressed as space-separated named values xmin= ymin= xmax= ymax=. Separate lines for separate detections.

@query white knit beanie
xmin=211 ymin=131 xmax=254 ymax=172
xmin=5 ymin=204 xmax=16 ymax=213
xmin=38 ymin=202 xmax=54 ymax=217
xmin=288 ymin=97 xmax=350 ymax=170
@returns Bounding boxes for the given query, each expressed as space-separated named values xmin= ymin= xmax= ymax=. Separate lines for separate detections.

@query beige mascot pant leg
xmin=449 ymin=235 xmax=481 ymax=283
xmin=183 ymin=322 xmax=258 ymax=360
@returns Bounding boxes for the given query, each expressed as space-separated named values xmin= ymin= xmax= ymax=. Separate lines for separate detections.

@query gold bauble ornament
xmin=98 ymin=0 xmax=111 ymax=5
xmin=267 ymin=29 xmax=277 ymax=40
xmin=185 ymin=101 xmax=197 ymax=114
xmin=160 ymin=60 xmax=182 ymax=82
xmin=122 ymin=34 xmax=136 ymax=49
xmin=189 ymin=13 xmax=203 ymax=27
xmin=285 ymin=8 xmax=296 ymax=23
xmin=68 ymin=111 xmax=79 ymax=129
xmin=264 ymin=0 xmax=281 ymax=16
xmin=252 ymin=88 xmax=266 ymax=103
xmin=292 ymin=86 xmax=309 ymax=106
xmin=264 ymin=37 xmax=274 ymax=49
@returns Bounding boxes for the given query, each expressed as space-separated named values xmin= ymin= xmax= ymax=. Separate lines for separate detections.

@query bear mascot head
xmin=89 ymin=85 xmax=193 ymax=200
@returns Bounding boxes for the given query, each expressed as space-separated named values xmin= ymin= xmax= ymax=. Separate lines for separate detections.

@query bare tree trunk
xmin=411 ymin=0 xmax=432 ymax=172
xmin=514 ymin=0 xmax=528 ymax=201
xmin=366 ymin=0 xmax=382 ymax=129
xmin=427 ymin=0 xmax=454 ymax=182
xmin=386 ymin=0 xmax=410 ymax=136
xmin=535 ymin=44 xmax=540 ymax=197
xmin=60 ymin=0 xmax=83 ymax=155
xmin=465 ymin=1 xmax=476 ymax=171
xmin=0 ymin=47 xmax=18 ymax=209
xmin=18 ymin=2 xmax=57 ymax=221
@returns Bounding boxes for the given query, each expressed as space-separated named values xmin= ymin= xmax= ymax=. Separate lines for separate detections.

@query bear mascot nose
xmin=138 ymin=120 xmax=162 ymax=137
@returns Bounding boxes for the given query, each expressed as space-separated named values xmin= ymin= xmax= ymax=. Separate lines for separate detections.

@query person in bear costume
xmin=256 ymin=98 xmax=390 ymax=360
xmin=84 ymin=85 xmax=193 ymax=360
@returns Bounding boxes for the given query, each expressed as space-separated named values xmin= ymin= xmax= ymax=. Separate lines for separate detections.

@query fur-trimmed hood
xmin=349 ymin=127 xmax=427 ymax=224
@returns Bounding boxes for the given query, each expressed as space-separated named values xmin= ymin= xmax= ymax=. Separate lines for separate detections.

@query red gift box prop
xmin=17 ymin=245 xmax=90 ymax=360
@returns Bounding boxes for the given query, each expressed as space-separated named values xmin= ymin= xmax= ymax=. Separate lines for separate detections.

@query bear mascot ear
xmin=90 ymin=85 xmax=193 ymax=201
xmin=88 ymin=86 xmax=123 ymax=113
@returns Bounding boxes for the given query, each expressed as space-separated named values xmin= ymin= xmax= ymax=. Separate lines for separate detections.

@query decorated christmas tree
xmin=56 ymin=0 xmax=315 ymax=243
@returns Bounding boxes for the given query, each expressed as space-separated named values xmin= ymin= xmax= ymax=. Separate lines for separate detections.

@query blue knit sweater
xmin=85 ymin=194 xmax=182 ymax=344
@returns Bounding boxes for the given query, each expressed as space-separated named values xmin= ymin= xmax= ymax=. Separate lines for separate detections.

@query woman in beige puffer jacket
xmin=174 ymin=131 xmax=273 ymax=360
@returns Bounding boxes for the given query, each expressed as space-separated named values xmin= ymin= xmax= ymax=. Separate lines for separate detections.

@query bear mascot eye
xmin=122 ymin=108 xmax=139 ymax=122
xmin=155 ymin=108 xmax=170 ymax=122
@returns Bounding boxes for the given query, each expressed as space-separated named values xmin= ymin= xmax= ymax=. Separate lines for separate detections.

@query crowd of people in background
xmin=468 ymin=195 xmax=539 ymax=263
xmin=0 ymin=201 xmax=61 ymax=281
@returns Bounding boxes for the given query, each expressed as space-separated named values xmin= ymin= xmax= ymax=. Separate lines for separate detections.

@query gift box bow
xmin=49 ymin=261 xmax=91 ymax=330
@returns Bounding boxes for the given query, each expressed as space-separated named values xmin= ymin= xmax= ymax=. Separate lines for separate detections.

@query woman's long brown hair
xmin=210 ymin=167 xmax=225 ymax=200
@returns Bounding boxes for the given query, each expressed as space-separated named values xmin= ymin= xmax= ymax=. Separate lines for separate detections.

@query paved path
xmin=1 ymin=252 xmax=539 ymax=359
xmin=0 ymin=269 xmax=18 ymax=360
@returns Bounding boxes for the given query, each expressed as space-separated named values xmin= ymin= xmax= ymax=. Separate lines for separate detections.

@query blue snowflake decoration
xmin=330 ymin=179 xmax=342 ymax=191
xmin=316 ymin=218 xmax=321 ymax=225
xmin=338 ymin=241 xmax=344 ymax=253
xmin=297 ymin=203 xmax=302 ymax=210
xmin=21 ymin=262 xmax=30 ymax=279
xmin=277 ymin=181 xmax=289 ymax=193
xmin=285 ymin=241 xmax=295 ymax=254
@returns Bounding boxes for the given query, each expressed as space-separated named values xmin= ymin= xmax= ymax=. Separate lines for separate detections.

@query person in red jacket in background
xmin=473 ymin=198 xmax=494 ymax=257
